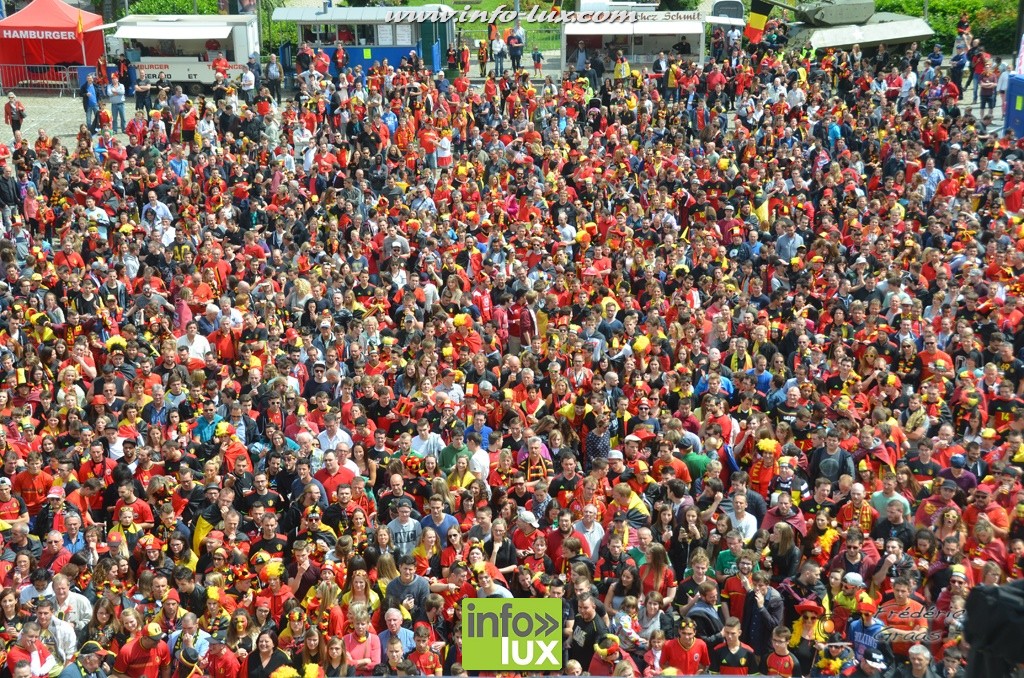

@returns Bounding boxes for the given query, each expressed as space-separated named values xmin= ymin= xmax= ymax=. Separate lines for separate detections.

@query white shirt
xmin=40 ymin=617 xmax=77 ymax=665
xmin=470 ymin=448 xmax=491 ymax=480
xmin=176 ymin=333 xmax=212 ymax=360
xmin=241 ymin=70 xmax=255 ymax=92
xmin=218 ymin=307 xmax=244 ymax=328
xmin=318 ymin=427 xmax=353 ymax=452
xmin=198 ymin=117 xmax=217 ymax=143
xmin=728 ymin=511 xmax=758 ymax=541
xmin=55 ymin=591 xmax=93 ymax=632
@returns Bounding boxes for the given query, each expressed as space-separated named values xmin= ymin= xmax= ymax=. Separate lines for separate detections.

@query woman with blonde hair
xmin=116 ymin=607 xmax=145 ymax=646
xmin=306 ymin=579 xmax=346 ymax=638
xmin=56 ymin=366 xmax=85 ymax=409
xmin=412 ymin=526 xmax=442 ymax=578
xmin=341 ymin=566 xmax=381 ymax=625
xmin=447 ymin=454 xmax=475 ymax=491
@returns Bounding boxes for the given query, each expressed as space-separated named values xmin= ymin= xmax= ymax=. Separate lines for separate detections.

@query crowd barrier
xmin=0 ymin=63 xmax=77 ymax=97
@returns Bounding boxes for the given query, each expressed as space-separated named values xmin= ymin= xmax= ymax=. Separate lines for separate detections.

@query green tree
xmin=875 ymin=0 xmax=1015 ymax=52
xmin=124 ymin=0 xmax=220 ymax=16
xmin=659 ymin=0 xmax=698 ymax=9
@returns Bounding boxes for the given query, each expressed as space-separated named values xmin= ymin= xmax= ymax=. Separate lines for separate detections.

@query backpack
xmin=965 ymin=580 xmax=1024 ymax=677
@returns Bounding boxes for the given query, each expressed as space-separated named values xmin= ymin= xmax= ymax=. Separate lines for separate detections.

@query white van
xmin=105 ymin=14 xmax=260 ymax=94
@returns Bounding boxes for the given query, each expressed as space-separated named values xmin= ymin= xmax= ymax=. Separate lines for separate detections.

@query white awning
xmin=562 ymin=22 xmax=611 ymax=35
xmin=113 ymin=24 xmax=233 ymax=41
xmin=632 ymin=20 xmax=702 ymax=35
xmin=706 ymin=15 xmax=746 ymax=26
xmin=86 ymin=22 xmax=118 ymax=32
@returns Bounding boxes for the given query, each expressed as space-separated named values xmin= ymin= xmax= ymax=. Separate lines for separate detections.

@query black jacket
xmin=965 ymin=580 xmax=1024 ymax=678
xmin=0 ymin=176 xmax=19 ymax=207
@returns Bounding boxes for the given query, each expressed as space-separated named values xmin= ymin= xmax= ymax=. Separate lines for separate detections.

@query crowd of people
xmin=0 ymin=8 xmax=1015 ymax=678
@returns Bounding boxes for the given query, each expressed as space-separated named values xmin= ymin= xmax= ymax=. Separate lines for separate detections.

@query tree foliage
xmin=736 ymin=0 xmax=1016 ymax=53
xmin=124 ymin=0 xmax=220 ymax=16
xmin=874 ymin=0 xmax=1015 ymax=53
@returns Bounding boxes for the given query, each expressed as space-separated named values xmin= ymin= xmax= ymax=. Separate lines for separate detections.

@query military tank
xmin=737 ymin=0 xmax=934 ymax=53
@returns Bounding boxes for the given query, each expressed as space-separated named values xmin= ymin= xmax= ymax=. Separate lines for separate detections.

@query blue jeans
xmin=85 ymin=105 xmax=98 ymax=130
xmin=111 ymin=102 xmax=126 ymax=133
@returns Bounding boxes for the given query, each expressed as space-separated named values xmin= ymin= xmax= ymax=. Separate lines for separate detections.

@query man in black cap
xmin=63 ymin=640 xmax=111 ymax=678
xmin=112 ymin=622 xmax=171 ymax=678
xmin=173 ymin=646 xmax=200 ymax=678
xmin=204 ymin=631 xmax=239 ymax=678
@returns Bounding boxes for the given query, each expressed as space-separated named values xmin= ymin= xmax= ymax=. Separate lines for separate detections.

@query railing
xmin=0 ymin=64 xmax=77 ymax=97
xmin=456 ymin=25 xmax=564 ymax=55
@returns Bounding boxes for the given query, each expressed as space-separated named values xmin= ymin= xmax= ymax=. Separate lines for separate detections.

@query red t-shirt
xmin=662 ymin=637 xmax=710 ymax=674
xmin=0 ymin=495 xmax=26 ymax=522
xmin=113 ymin=497 xmax=155 ymax=525
xmin=12 ymin=470 xmax=52 ymax=515
xmin=314 ymin=466 xmax=356 ymax=504
xmin=408 ymin=648 xmax=442 ymax=676
xmin=113 ymin=638 xmax=171 ymax=678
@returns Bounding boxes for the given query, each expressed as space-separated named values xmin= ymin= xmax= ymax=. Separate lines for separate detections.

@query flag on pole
xmin=76 ymin=10 xmax=84 ymax=41
xmin=744 ymin=0 xmax=772 ymax=44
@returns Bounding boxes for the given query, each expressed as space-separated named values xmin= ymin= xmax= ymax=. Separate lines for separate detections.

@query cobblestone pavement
xmin=1 ymin=86 xmax=1008 ymax=148
xmin=3 ymin=93 xmax=92 ymax=145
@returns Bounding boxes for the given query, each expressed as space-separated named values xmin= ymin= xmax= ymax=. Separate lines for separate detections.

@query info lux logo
xmin=462 ymin=599 xmax=563 ymax=671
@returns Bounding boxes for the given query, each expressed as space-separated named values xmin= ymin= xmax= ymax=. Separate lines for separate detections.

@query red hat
xmin=634 ymin=429 xmax=657 ymax=443
xmin=165 ymin=589 xmax=180 ymax=603
xmin=91 ymin=395 xmax=108 ymax=405
xmin=140 ymin=535 xmax=164 ymax=550
xmin=637 ymin=398 xmax=651 ymax=408
xmin=856 ymin=599 xmax=878 ymax=615
xmin=207 ymin=530 xmax=225 ymax=542
xmin=976 ymin=484 xmax=995 ymax=495
xmin=795 ymin=600 xmax=825 ymax=616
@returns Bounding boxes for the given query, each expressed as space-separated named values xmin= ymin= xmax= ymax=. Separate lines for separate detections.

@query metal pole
xmin=193 ymin=0 xmax=198 ymax=13
xmin=922 ymin=0 xmax=927 ymax=22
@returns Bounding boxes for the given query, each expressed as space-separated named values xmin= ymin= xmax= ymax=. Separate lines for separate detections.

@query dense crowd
xmin=0 ymin=10 xmax=1016 ymax=678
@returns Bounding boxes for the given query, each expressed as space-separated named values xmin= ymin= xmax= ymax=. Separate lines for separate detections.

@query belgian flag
xmin=192 ymin=502 xmax=222 ymax=553
xmin=744 ymin=0 xmax=773 ymax=43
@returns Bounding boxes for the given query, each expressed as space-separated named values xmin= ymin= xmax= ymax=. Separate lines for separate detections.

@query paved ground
xmin=5 ymin=93 xmax=90 ymax=143
xmin=3 ymin=83 xmax=1007 ymax=148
